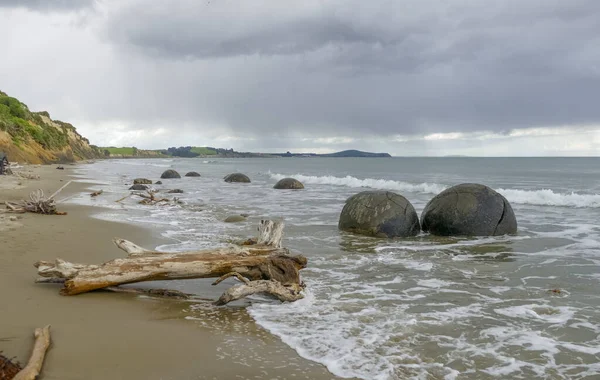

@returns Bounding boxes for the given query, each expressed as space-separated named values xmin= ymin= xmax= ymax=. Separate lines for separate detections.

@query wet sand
xmin=0 ymin=165 xmax=338 ymax=380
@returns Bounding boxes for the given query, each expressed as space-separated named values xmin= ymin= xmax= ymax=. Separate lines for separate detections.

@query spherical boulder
xmin=338 ymin=191 xmax=420 ymax=238
xmin=224 ymin=173 xmax=251 ymax=183
xmin=129 ymin=184 xmax=149 ymax=191
xmin=274 ymin=178 xmax=304 ymax=190
xmin=160 ymin=169 xmax=181 ymax=179
xmin=185 ymin=171 xmax=201 ymax=177
xmin=224 ymin=215 xmax=247 ymax=223
xmin=133 ymin=178 xmax=152 ymax=185
xmin=421 ymin=183 xmax=517 ymax=236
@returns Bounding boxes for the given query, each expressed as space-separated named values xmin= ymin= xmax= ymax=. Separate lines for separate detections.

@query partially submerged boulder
xmin=224 ymin=173 xmax=251 ymax=183
xmin=160 ymin=169 xmax=181 ymax=179
xmin=129 ymin=184 xmax=149 ymax=191
xmin=274 ymin=178 xmax=304 ymax=190
xmin=133 ymin=178 xmax=152 ymax=185
xmin=338 ymin=191 xmax=420 ymax=238
xmin=185 ymin=171 xmax=201 ymax=177
xmin=167 ymin=189 xmax=184 ymax=194
xmin=155 ymin=181 xmax=162 ymax=185
xmin=421 ymin=183 xmax=517 ymax=236
xmin=224 ymin=215 xmax=247 ymax=223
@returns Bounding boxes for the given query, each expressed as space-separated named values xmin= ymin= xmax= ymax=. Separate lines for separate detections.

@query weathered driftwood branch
xmin=137 ymin=190 xmax=169 ymax=205
xmin=12 ymin=326 xmax=51 ymax=380
xmin=5 ymin=181 xmax=71 ymax=215
xmin=90 ymin=190 xmax=103 ymax=197
xmin=34 ymin=221 xmax=306 ymax=304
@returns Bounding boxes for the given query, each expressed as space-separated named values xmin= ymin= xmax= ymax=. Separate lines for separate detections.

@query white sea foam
xmin=269 ymin=172 xmax=600 ymax=208
xmin=268 ymin=172 xmax=446 ymax=194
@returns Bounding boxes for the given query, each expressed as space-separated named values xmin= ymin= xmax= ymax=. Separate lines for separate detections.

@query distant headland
xmin=100 ymin=146 xmax=392 ymax=159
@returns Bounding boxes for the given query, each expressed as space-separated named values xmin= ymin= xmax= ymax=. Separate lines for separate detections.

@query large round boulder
xmin=160 ymin=169 xmax=181 ymax=179
xmin=133 ymin=178 xmax=152 ymax=185
xmin=421 ymin=183 xmax=517 ymax=236
xmin=338 ymin=191 xmax=420 ymax=238
xmin=224 ymin=173 xmax=251 ymax=183
xmin=129 ymin=184 xmax=149 ymax=191
xmin=185 ymin=171 xmax=201 ymax=177
xmin=274 ymin=178 xmax=304 ymax=190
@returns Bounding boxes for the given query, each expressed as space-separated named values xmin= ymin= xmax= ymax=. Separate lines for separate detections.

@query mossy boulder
xmin=274 ymin=178 xmax=304 ymax=189
xmin=129 ymin=184 xmax=149 ymax=191
xmin=338 ymin=191 xmax=420 ymax=238
xmin=133 ymin=178 xmax=152 ymax=184
xmin=160 ymin=169 xmax=181 ymax=179
xmin=224 ymin=215 xmax=247 ymax=223
xmin=185 ymin=171 xmax=201 ymax=177
xmin=224 ymin=173 xmax=251 ymax=183
xmin=421 ymin=183 xmax=517 ymax=236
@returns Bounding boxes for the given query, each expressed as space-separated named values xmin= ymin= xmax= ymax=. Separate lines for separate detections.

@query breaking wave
xmin=268 ymin=172 xmax=600 ymax=208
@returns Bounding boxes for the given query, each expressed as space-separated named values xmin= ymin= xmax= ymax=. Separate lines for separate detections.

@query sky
xmin=1 ymin=0 xmax=600 ymax=156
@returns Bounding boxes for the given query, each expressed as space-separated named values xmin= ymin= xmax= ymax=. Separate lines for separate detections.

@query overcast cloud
xmin=1 ymin=0 xmax=600 ymax=155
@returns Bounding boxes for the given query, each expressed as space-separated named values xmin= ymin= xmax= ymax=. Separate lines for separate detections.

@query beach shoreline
xmin=0 ymin=164 xmax=338 ymax=380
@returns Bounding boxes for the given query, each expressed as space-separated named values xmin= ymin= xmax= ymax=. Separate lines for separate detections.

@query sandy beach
xmin=0 ymin=164 xmax=338 ymax=380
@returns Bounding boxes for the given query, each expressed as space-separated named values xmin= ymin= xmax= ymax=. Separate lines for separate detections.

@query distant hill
xmin=319 ymin=150 xmax=392 ymax=158
xmin=0 ymin=90 xmax=103 ymax=163
xmin=272 ymin=150 xmax=392 ymax=158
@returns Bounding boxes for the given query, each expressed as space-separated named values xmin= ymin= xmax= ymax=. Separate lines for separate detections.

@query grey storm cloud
xmin=3 ymin=0 xmax=600 ymax=147
xmin=0 ymin=0 xmax=95 ymax=11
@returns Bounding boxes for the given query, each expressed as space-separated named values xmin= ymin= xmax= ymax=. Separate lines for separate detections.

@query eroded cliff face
xmin=0 ymin=91 xmax=103 ymax=164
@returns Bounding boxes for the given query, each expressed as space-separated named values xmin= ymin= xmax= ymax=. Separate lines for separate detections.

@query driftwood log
xmin=0 ymin=326 xmax=51 ymax=380
xmin=35 ymin=220 xmax=306 ymax=304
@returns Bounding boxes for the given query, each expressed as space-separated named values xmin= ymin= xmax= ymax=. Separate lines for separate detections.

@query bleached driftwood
xmin=34 ymin=220 xmax=306 ymax=304
xmin=213 ymin=272 xmax=304 ymax=305
xmin=12 ymin=326 xmax=51 ymax=380
xmin=5 ymin=181 xmax=71 ymax=215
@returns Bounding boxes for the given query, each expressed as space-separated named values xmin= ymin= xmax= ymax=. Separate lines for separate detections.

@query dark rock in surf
xmin=274 ymin=178 xmax=304 ymax=190
xmin=338 ymin=191 xmax=420 ymax=238
xmin=133 ymin=178 xmax=152 ymax=184
xmin=155 ymin=181 xmax=162 ymax=185
xmin=160 ymin=169 xmax=181 ymax=179
xmin=421 ymin=183 xmax=517 ymax=236
xmin=129 ymin=184 xmax=149 ymax=191
xmin=224 ymin=173 xmax=251 ymax=183
xmin=185 ymin=171 xmax=201 ymax=177
xmin=167 ymin=189 xmax=184 ymax=194
xmin=224 ymin=215 xmax=247 ymax=223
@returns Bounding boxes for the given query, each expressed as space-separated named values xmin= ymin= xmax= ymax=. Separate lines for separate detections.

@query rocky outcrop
xmin=274 ymin=178 xmax=304 ymax=189
xmin=160 ymin=169 xmax=181 ymax=179
xmin=338 ymin=191 xmax=420 ymax=238
xmin=421 ymin=183 xmax=517 ymax=236
xmin=224 ymin=173 xmax=251 ymax=183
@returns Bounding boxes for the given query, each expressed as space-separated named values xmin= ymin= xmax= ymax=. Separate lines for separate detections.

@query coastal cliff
xmin=0 ymin=90 xmax=103 ymax=164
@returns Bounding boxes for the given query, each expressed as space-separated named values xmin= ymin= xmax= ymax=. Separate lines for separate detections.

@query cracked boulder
xmin=338 ymin=191 xmax=420 ymax=238
xmin=421 ymin=183 xmax=517 ymax=236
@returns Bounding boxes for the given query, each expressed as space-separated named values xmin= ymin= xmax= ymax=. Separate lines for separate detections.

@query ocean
xmin=68 ymin=157 xmax=600 ymax=380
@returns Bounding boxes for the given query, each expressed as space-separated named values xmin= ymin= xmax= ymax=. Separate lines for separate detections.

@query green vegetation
xmin=0 ymin=92 xmax=70 ymax=150
xmin=190 ymin=147 xmax=217 ymax=155
xmin=103 ymin=147 xmax=138 ymax=155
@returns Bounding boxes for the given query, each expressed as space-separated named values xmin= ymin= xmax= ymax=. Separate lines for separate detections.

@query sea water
xmin=68 ymin=157 xmax=600 ymax=379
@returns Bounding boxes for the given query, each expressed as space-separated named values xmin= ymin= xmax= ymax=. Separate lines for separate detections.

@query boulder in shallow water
xmin=224 ymin=173 xmax=251 ymax=183
xmin=167 ymin=189 xmax=184 ymax=194
xmin=338 ymin=191 xmax=420 ymax=238
xmin=274 ymin=178 xmax=304 ymax=189
xmin=421 ymin=183 xmax=517 ymax=236
xmin=160 ymin=169 xmax=181 ymax=179
xmin=133 ymin=178 xmax=152 ymax=185
xmin=224 ymin=215 xmax=247 ymax=223
xmin=155 ymin=181 xmax=162 ymax=185
xmin=185 ymin=171 xmax=201 ymax=177
xmin=129 ymin=184 xmax=149 ymax=191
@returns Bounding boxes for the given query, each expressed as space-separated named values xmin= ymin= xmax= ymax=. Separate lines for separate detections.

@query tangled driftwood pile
xmin=34 ymin=220 xmax=306 ymax=305
xmin=4 ymin=181 xmax=71 ymax=215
